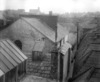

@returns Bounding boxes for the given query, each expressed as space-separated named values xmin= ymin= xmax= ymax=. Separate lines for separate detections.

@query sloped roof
xmin=22 ymin=17 xmax=56 ymax=42
xmin=22 ymin=17 xmax=68 ymax=42
xmin=4 ymin=17 xmax=67 ymax=43
xmin=57 ymin=23 xmax=68 ymax=42
xmin=59 ymin=23 xmax=77 ymax=33
xmin=57 ymin=23 xmax=77 ymax=45
xmin=0 ymin=39 xmax=28 ymax=74
xmin=74 ymin=28 xmax=100 ymax=81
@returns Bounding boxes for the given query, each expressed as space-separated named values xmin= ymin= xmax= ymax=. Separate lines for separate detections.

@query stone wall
xmin=25 ymin=52 xmax=52 ymax=78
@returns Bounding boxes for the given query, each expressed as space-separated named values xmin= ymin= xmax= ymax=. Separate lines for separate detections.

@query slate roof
xmin=22 ymin=17 xmax=68 ymax=42
xmin=2 ymin=17 xmax=68 ymax=43
xmin=73 ymin=28 xmax=100 ymax=82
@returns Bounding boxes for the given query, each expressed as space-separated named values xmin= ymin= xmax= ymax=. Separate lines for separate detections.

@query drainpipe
xmin=76 ymin=21 xmax=79 ymax=50
xmin=57 ymin=35 xmax=61 ymax=82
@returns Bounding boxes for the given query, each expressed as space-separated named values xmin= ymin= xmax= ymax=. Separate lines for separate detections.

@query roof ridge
xmin=22 ymin=17 xmax=56 ymax=42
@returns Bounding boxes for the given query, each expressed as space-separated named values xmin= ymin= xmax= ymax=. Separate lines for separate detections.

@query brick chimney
xmin=49 ymin=11 xmax=53 ymax=16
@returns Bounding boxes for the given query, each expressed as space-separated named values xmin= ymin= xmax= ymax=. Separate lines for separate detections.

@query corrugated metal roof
xmin=0 ymin=51 xmax=14 ymax=70
xmin=6 ymin=39 xmax=27 ymax=60
xmin=22 ymin=17 xmax=56 ymax=42
xmin=0 ymin=69 xmax=4 ymax=77
xmin=1 ymin=40 xmax=21 ymax=64
xmin=0 ymin=61 xmax=9 ymax=73
xmin=2 ymin=41 xmax=24 ymax=62
xmin=1 ymin=49 xmax=17 ymax=66
xmin=0 ymin=39 xmax=28 ymax=74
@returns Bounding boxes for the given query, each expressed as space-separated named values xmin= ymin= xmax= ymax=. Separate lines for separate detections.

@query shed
xmin=32 ymin=40 xmax=45 ymax=62
xmin=0 ymin=39 xmax=28 ymax=82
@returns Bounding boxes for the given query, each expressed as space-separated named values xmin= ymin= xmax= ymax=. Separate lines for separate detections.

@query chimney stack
xmin=49 ymin=11 xmax=53 ymax=15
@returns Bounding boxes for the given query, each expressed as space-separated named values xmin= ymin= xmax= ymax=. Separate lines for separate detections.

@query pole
xmin=77 ymin=22 xmax=79 ymax=50
xmin=57 ymin=50 xmax=60 ymax=82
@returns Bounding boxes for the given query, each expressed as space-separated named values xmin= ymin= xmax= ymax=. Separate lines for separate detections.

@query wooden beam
xmin=57 ymin=52 xmax=60 ymax=82
xmin=3 ymin=75 xmax=5 ymax=82
xmin=16 ymin=67 xmax=18 ymax=82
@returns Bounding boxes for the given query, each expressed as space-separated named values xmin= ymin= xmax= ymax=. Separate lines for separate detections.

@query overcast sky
xmin=0 ymin=0 xmax=100 ymax=13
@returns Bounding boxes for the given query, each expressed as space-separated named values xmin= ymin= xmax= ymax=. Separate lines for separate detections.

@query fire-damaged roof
xmin=0 ymin=39 xmax=27 ymax=75
xmin=73 ymin=28 xmax=100 ymax=82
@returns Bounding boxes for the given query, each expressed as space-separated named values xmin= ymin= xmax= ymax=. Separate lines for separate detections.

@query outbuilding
xmin=0 ymin=39 xmax=28 ymax=82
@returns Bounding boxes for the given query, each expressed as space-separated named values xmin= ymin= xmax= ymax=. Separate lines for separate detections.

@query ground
xmin=19 ymin=75 xmax=57 ymax=82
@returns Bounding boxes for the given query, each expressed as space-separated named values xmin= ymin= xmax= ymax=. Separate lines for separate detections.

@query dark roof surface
xmin=73 ymin=28 xmax=100 ymax=82
xmin=22 ymin=17 xmax=56 ymax=42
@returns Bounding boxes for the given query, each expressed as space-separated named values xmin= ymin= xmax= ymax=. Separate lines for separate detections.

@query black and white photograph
xmin=0 ymin=0 xmax=100 ymax=82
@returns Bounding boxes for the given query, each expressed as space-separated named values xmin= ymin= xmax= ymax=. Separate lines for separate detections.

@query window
xmin=14 ymin=40 xmax=22 ymax=50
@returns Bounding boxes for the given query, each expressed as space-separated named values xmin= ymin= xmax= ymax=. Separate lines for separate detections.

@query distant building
xmin=49 ymin=11 xmax=53 ymax=15
xmin=18 ymin=9 xmax=25 ymax=13
xmin=29 ymin=7 xmax=41 ymax=15
xmin=17 ymin=9 xmax=25 ymax=15
xmin=0 ymin=11 xmax=4 ymax=20
xmin=0 ymin=11 xmax=6 ymax=25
